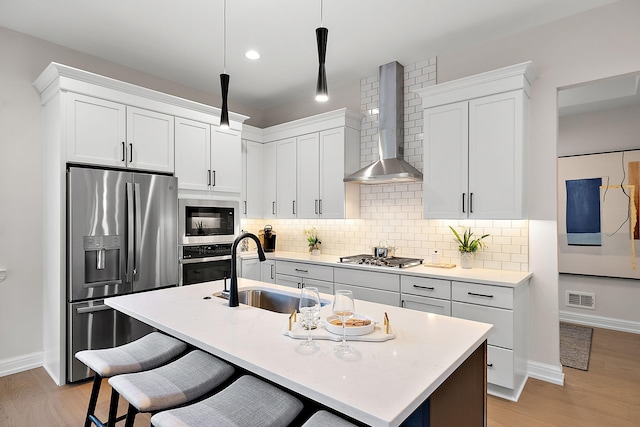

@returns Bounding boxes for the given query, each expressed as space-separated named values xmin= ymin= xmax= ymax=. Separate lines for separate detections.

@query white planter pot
xmin=460 ymin=252 xmax=474 ymax=269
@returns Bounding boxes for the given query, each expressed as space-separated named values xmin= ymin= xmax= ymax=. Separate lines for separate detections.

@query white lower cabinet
xmin=451 ymin=280 xmax=529 ymax=401
xmin=240 ymin=258 xmax=275 ymax=283
xmin=275 ymin=261 xmax=334 ymax=295
xmin=400 ymin=276 xmax=451 ymax=315
xmin=402 ymin=294 xmax=451 ymax=316
xmin=261 ymin=260 xmax=276 ymax=283
xmin=333 ymin=268 xmax=400 ymax=306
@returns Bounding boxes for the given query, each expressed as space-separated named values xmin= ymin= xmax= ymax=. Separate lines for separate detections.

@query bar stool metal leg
xmin=84 ymin=374 xmax=103 ymax=427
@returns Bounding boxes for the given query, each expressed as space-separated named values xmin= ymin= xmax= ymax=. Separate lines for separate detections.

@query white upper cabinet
xmin=262 ymin=142 xmax=277 ymax=218
xmin=260 ymin=109 xmax=362 ymax=220
xmin=175 ymin=117 xmax=242 ymax=194
xmin=417 ymin=62 xmax=536 ymax=220
xmin=296 ymin=133 xmax=321 ymax=218
xmin=276 ymin=137 xmax=297 ymax=218
xmin=210 ymin=127 xmax=242 ymax=193
xmin=296 ymin=127 xmax=359 ymax=219
xmin=67 ymin=94 xmax=174 ymax=173
xmin=126 ymin=106 xmax=174 ymax=173
xmin=175 ymin=117 xmax=210 ymax=191
xmin=241 ymin=139 xmax=264 ymax=218
xmin=67 ymin=93 xmax=126 ymax=168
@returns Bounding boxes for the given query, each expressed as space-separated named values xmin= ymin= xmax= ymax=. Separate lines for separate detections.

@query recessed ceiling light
xmin=245 ymin=50 xmax=260 ymax=60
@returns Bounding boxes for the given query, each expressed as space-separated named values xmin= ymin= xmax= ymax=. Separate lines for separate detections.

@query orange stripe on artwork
xmin=629 ymin=161 xmax=640 ymax=240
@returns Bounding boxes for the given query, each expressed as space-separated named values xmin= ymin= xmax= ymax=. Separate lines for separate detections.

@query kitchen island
xmin=107 ymin=279 xmax=493 ymax=426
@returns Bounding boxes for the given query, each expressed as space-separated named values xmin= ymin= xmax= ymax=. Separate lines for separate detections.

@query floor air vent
xmin=566 ymin=291 xmax=596 ymax=310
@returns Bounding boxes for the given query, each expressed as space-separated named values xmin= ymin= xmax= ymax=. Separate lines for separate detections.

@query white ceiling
xmin=0 ymin=0 xmax=619 ymax=110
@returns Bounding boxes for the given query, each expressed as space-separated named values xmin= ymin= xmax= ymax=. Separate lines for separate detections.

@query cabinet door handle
xmin=211 ymin=170 xmax=216 ymax=187
xmin=270 ymin=265 xmax=274 ymax=280
xmin=401 ymin=300 xmax=406 ymax=308
xmin=243 ymin=201 xmax=247 ymax=214
xmin=487 ymin=363 xmax=494 ymax=368
xmin=315 ymin=199 xmax=318 ymax=215
xmin=272 ymin=201 xmax=276 ymax=215
xmin=462 ymin=193 xmax=466 ymax=213
xmin=413 ymin=284 xmax=435 ymax=290
xmin=292 ymin=200 xmax=296 ymax=215
xmin=468 ymin=292 xmax=493 ymax=298
xmin=128 ymin=143 xmax=133 ymax=163
xmin=207 ymin=169 xmax=211 ymax=186
xmin=319 ymin=199 xmax=322 ymax=215
xmin=470 ymin=192 xmax=474 ymax=213
xmin=121 ymin=141 xmax=126 ymax=162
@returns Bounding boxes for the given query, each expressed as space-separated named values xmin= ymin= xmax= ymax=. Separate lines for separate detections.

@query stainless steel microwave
xmin=178 ymin=199 xmax=240 ymax=245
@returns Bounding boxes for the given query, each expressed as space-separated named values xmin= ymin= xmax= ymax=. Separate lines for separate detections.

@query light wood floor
xmin=0 ymin=327 xmax=638 ymax=426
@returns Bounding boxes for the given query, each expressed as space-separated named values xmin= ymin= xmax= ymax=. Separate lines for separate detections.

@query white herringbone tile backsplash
xmin=242 ymin=56 xmax=529 ymax=272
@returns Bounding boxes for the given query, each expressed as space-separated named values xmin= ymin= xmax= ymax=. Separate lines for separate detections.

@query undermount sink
xmin=215 ymin=287 xmax=329 ymax=314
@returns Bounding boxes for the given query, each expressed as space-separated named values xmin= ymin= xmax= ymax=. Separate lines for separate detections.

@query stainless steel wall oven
xmin=179 ymin=244 xmax=233 ymax=285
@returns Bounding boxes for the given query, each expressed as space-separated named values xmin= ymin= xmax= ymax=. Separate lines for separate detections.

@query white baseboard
xmin=559 ymin=310 xmax=640 ymax=334
xmin=0 ymin=352 xmax=43 ymax=377
xmin=527 ymin=360 xmax=564 ymax=386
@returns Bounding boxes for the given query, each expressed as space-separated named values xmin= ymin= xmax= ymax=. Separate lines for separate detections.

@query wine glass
xmin=332 ymin=290 xmax=355 ymax=354
xmin=298 ymin=287 xmax=320 ymax=352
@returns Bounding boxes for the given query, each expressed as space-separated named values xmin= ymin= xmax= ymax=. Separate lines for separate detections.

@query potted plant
xmin=449 ymin=226 xmax=489 ymax=268
xmin=304 ymin=227 xmax=322 ymax=255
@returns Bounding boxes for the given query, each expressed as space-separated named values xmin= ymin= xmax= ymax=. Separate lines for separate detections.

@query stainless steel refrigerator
xmin=67 ymin=166 xmax=178 ymax=382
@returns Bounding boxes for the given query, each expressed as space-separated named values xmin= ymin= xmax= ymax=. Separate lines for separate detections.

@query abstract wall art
xmin=558 ymin=150 xmax=640 ymax=279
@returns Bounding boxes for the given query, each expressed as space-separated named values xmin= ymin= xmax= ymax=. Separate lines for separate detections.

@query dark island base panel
xmin=401 ymin=341 xmax=487 ymax=427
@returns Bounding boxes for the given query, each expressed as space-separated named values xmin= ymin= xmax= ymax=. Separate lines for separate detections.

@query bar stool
xmin=75 ymin=332 xmax=186 ymax=427
xmin=303 ymin=410 xmax=358 ymax=427
xmin=108 ymin=350 xmax=235 ymax=427
xmin=150 ymin=375 xmax=304 ymax=427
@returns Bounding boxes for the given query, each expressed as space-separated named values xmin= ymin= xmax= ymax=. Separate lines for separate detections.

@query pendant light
xmin=315 ymin=0 xmax=328 ymax=102
xmin=219 ymin=0 xmax=230 ymax=129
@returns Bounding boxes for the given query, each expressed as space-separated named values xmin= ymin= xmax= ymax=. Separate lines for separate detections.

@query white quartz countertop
xmin=242 ymin=250 xmax=532 ymax=288
xmin=107 ymin=280 xmax=492 ymax=426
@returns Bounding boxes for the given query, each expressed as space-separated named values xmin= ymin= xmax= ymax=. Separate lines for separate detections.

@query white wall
xmin=557 ymin=102 xmax=640 ymax=331
xmin=432 ymin=0 xmax=640 ymax=379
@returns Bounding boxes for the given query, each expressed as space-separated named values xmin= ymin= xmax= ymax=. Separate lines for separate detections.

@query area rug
xmin=560 ymin=322 xmax=593 ymax=371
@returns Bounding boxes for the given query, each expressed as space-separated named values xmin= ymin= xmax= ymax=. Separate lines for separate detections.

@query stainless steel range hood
xmin=344 ymin=61 xmax=423 ymax=184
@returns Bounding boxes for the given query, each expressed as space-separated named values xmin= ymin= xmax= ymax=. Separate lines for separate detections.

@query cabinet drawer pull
xmin=413 ymin=284 xmax=435 ymax=290
xmin=468 ymin=292 xmax=493 ymax=298
xmin=294 ymin=268 xmax=308 ymax=273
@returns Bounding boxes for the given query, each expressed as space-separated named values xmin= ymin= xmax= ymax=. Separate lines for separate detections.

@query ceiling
xmin=558 ymin=73 xmax=640 ymax=116
xmin=0 ymin=0 xmax=619 ymax=110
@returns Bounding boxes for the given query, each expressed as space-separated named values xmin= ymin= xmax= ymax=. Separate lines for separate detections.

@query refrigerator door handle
xmin=134 ymin=182 xmax=142 ymax=281
xmin=126 ymin=182 xmax=134 ymax=283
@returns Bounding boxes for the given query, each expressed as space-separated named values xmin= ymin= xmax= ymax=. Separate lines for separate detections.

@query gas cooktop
xmin=339 ymin=254 xmax=423 ymax=269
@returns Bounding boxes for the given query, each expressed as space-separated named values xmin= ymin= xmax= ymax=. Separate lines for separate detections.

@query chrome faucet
xmin=229 ymin=232 xmax=266 ymax=307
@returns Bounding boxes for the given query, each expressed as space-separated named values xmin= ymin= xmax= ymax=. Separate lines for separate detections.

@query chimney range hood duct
xmin=344 ymin=61 xmax=423 ymax=184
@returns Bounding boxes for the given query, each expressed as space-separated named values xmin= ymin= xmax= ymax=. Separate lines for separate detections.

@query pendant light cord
xmin=223 ymin=0 xmax=227 ymax=73
xmin=320 ymin=0 xmax=324 ymax=26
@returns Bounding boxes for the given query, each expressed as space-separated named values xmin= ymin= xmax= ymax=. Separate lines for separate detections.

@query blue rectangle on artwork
xmin=566 ymin=178 xmax=602 ymax=246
